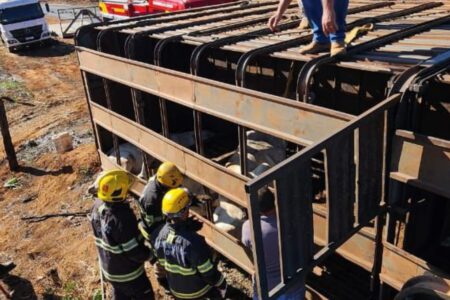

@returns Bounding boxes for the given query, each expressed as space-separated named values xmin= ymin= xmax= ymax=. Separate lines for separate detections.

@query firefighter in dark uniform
xmin=138 ymin=162 xmax=184 ymax=288
xmin=151 ymin=187 xmax=228 ymax=300
xmin=138 ymin=161 xmax=184 ymax=239
xmin=90 ymin=170 xmax=154 ymax=300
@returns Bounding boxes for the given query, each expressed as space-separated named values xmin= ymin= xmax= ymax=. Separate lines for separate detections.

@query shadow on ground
xmin=15 ymin=39 xmax=74 ymax=58
xmin=19 ymin=165 xmax=73 ymax=176
xmin=1 ymin=274 xmax=37 ymax=300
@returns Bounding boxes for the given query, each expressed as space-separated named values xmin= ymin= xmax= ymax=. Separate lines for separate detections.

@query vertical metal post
xmin=102 ymin=79 xmax=121 ymax=165
xmin=159 ymin=100 xmax=169 ymax=138
xmin=238 ymin=126 xmax=248 ymax=176
xmin=80 ymin=71 xmax=100 ymax=151
xmin=0 ymin=98 xmax=19 ymax=171
xmin=246 ymin=188 xmax=268 ymax=300
xmin=193 ymin=111 xmax=204 ymax=155
xmin=370 ymin=214 xmax=385 ymax=297
xmin=131 ymin=88 xmax=150 ymax=178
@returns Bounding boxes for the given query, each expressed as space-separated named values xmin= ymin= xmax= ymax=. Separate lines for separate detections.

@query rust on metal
xmin=75 ymin=0 xmax=450 ymax=297
xmin=93 ymin=104 xmax=249 ymax=207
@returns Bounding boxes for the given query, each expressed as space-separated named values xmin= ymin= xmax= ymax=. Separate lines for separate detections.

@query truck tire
xmin=395 ymin=276 xmax=450 ymax=300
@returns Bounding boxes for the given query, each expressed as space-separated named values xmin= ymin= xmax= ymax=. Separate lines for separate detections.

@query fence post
xmin=0 ymin=97 xmax=19 ymax=171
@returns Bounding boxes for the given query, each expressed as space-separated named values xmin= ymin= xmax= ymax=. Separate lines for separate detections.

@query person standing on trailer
xmin=90 ymin=170 xmax=154 ymax=300
xmin=298 ymin=1 xmax=310 ymax=30
xmin=138 ymin=162 xmax=184 ymax=288
xmin=268 ymin=0 xmax=348 ymax=56
xmin=152 ymin=187 xmax=228 ymax=299
xmin=241 ymin=188 xmax=305 ymax=300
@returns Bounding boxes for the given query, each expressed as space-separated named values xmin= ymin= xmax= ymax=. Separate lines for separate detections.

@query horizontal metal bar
xmin=380 ymin=242 xmax=450 ymax=291
xmin=313 ymin=207 xmax=376 ymax=271
xmin=99 ymin=151 xmax=254 ymax=274
xmin=77 ymin=47 xmax=353 ymax=146
xmin=297 ymin=2 xmax=444 ymax=101
xmin=246 ymin=94 xmax=400 ymax=194
xmin=92 ymin=103 xmax=249 ymax=207
xmin=390 ymin=129 xmax=450 ymax=198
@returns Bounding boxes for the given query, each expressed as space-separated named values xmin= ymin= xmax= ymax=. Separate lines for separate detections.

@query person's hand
xmin=322 ymin=8 xmax=337 ymax=36
xmin=268 ymin=13 xmax=282 ymax=32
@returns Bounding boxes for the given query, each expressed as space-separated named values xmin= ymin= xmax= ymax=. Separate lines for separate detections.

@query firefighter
xmin=152 ymin=187 xmax=228 ymax=299
xmin=138 ymin=161 xmax=184 ymax=239
xmin=137 ymin=161 xmax=184 ymax=288
xmin=90 ymin=170 xmax=154 ymax=300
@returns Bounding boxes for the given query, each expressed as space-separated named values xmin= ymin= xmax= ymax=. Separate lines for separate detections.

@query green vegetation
xmin=62 ymin=280 xmax=81 ymax=300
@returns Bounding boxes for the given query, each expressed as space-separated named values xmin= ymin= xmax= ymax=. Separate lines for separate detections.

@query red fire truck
xmin=99 ymin=0 xmax=236 ymax=20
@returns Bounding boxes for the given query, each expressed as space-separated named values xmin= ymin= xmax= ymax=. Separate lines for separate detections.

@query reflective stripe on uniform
xmin=214 ymin=274 xmax=225 ymax=287
xmin=159 ymin=259 xmax=197 ymax=276
xmin=197 ymin=259 xmax=214 ymax=274
xmin=102 ymin=265 xmax=145 ymax=283
xmin=94 ymin=237 xmax=139 ymax=254
xmin=138 ymin=222 xmax=150 ymax=240
xmin=139 ymin=203 xmax=163 ymax=228
xmin=170 ymin=284 xmax=212 ymax=299
xmin=166 ymin=230 xmax=176 ymax=244
xmin=98 ymin=203 xmax=107 ymax=215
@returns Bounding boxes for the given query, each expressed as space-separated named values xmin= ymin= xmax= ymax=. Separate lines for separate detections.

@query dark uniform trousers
xmin=111 ymin=273 xmax=153 ymax=300
xmin=152 ymin=221 xmax=226 ymax=300
xmin=90 ymin=198 xmax=155 ymax=300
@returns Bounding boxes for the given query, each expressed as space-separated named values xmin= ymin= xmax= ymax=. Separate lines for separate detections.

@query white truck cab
xmin=0 ymin=0 xmax=50 ymax=52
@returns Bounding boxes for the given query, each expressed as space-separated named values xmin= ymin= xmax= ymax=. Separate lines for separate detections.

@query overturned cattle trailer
xmin=75 ymin=0 xmax=450 ymax=298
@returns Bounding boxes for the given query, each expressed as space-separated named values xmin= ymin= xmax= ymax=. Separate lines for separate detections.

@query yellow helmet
xmin=97 ymin=170 xmax=131 ymax=202
xmin=162 ymin=188 xmax=191 ymax=218
xmin=156 ymin=162 xmax=183 ymax=188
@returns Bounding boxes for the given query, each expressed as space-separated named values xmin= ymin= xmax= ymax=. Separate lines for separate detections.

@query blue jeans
xmin=301 ymin=0 xmax=349 ymax=43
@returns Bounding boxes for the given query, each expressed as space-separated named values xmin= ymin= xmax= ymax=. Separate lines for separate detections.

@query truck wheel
xmin=395 ymin=276 xmax=450 ymax=300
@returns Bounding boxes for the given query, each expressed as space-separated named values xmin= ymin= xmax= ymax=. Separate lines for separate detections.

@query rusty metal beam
xmin=313 ymin=206 xmax=376 ymax=272
xmin=390 ymin=130 xmax=450 ymax=198
xmin=380 ymin=242 xmax=450 ymax=291
xmin=99 ymin=151 xmax=254 ymax=274
xmin=246 ymin=94 xmax=400 ymax=193
xmin=77 ymin=47 xmax=353 ymax=146
xmin=92 ymin=103 xmax=249 ymax=207
xmin=325 ymin=133 xmax=355 ymax=243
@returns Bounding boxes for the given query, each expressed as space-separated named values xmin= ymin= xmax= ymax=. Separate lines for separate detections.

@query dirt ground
xmin=0 ymin=33 xmax=103 ymax=298
xmin=0 ymin=16 xmax=253 ymax=299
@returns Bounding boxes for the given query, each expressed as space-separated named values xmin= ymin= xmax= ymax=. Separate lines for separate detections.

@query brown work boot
xmin=330 ymin=41 xmax=346 ymax=57
xmin=298 ymin=17 xmax=310 ymax=30
xmin=299 ymin=41 xmax=330 ymax=54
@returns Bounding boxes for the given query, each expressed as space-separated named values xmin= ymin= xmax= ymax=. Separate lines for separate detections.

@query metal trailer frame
xmin=57 ymin=6 xmax=101 ymax=38
xmin=75 ymin=1 xmax=450 ymax=298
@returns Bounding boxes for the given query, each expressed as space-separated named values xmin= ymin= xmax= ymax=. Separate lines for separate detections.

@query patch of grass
xmin=92 ymin=289 xmax=103 ymax=300
xmin=62 ymin=280 xmax=81 ymax=300
xmin=0 ymin=79 xmax=21 ymax=90
xmin=0 ymin=79 xmax=32 ymax=102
